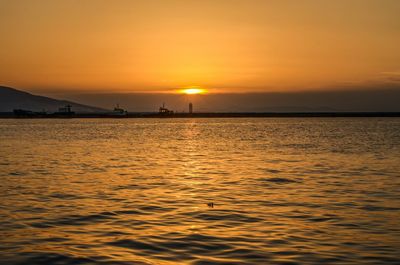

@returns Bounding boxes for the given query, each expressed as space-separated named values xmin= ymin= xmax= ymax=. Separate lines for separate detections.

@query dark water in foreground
xmin=0 ymin=118 xmax=399 ymax=265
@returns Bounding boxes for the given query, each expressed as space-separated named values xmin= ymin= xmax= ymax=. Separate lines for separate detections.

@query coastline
xmin=1 ymin=112 xmax=400 ymax=119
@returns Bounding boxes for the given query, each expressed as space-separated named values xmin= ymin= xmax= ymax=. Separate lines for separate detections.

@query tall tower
xmin=189 ymin=102 xmax=193 ymax=114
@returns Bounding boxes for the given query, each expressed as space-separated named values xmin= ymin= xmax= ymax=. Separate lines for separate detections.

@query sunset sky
xmin=0 ymin=0 xmax=399 ymax=94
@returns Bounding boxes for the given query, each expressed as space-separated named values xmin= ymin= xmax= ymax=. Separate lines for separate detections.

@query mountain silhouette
xmin=0 ymin=86 xmax=106 ymax=113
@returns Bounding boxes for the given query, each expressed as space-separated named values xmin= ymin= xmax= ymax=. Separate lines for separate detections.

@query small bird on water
xmin=207 ymin=202 xmax=214 ymax=208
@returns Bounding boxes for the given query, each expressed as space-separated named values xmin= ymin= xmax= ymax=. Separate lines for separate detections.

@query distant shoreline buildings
xmin=159 ymin=103 xmax=174 ymax=115
xmin=158 ymin=102 xmax=194 ymax=115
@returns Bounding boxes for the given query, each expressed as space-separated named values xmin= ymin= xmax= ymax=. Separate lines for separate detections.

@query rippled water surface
xmin=1 ymin=118 xmax=400 ymax=264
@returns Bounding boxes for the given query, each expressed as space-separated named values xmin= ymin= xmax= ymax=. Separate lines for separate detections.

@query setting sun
xmin=180 ymin=88 xmax=206 ymax=95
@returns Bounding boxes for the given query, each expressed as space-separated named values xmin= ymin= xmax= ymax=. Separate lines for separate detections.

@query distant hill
xmin=0 ymin=86 xmax=107 ymax=113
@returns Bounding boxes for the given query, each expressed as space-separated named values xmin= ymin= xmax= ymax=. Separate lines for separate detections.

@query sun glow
xmin=180 ymin=88 xmax=206 ymax=95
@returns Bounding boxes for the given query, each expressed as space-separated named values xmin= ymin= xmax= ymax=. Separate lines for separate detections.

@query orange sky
xmin=0 ymin=0 xmax=399 ymax=93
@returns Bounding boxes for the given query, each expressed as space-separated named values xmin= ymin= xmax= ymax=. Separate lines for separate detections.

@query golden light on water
xmin=180 ymin=88 xmax=206 ymax=95
xmin=1 ymin=118 xmax=400 ymax=264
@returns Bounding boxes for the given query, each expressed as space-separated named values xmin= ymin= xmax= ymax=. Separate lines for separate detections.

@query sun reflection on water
xmin=1 ymin=118 xmax=400 ymax=264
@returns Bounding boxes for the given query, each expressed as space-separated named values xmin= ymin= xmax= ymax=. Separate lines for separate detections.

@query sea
xmin=0 ymin=118 xmax=399 ymax=265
